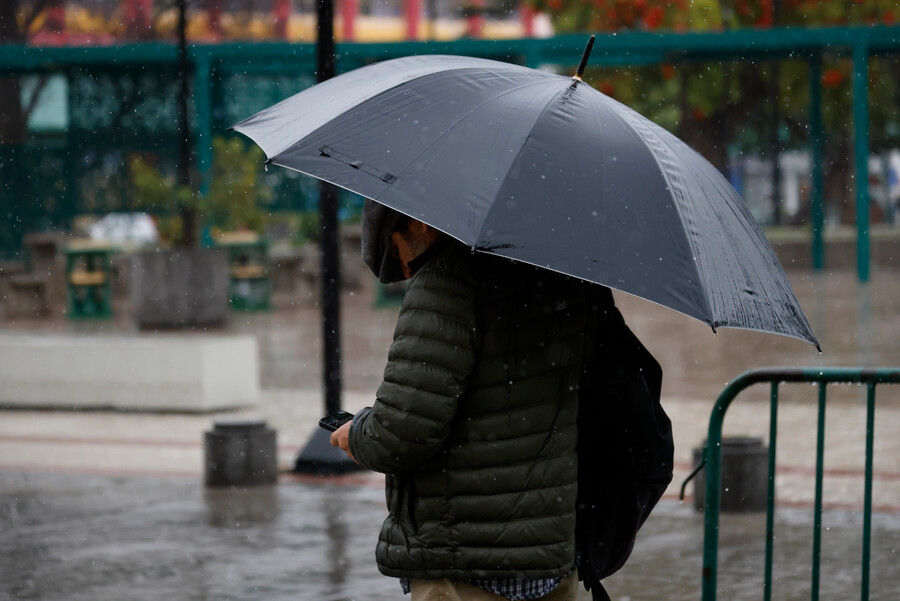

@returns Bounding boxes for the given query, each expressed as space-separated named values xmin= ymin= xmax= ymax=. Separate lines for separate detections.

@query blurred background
xmin=1 ymin=1 xmax=899 ymax=273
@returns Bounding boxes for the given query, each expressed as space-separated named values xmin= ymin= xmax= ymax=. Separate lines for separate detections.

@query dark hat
xmin=361 ymin=199 xmax=408 ymax=284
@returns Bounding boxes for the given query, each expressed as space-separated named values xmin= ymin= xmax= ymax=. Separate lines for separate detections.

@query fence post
xmin=809 ymin=52 xmax=825 ymax=271
xmin=699 ymin=367 xmax=900 ymax=601
xmin=853 ymin=39 xmax=870 ymax=282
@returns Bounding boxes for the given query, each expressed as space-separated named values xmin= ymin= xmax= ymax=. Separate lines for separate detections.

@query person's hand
xmin=329 ymin=420 xmax=356 ymax=463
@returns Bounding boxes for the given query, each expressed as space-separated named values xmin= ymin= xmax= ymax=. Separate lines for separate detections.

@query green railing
xmin=692 ymin=367 xmax=900 ymax=601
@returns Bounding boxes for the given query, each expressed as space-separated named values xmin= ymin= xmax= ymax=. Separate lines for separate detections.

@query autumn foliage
xmin=13 ymin=0 xmax=900 ymax=44
xmin=526 ymin=0 xmax=899 ymax=33
xmin=14 ymin=0 xmax=298 ymax=44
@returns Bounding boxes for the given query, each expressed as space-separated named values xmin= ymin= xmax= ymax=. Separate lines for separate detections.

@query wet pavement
xmin=2 ymin=265 xmax=900 ymax=600
xmin=3 ymin=471 xmax=899 ymax=601
xmin=0 ymin=472 xmax=397 ymax=601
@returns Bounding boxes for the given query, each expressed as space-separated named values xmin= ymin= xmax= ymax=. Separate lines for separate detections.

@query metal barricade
xmin=689 ymin=367 xmax=900 ymax=601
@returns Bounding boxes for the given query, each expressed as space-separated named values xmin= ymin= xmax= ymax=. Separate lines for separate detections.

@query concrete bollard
xmin=204 ymin=421 xmax=277 ymax=487
xmin=693 ymin=436 xmax=768 ymax=512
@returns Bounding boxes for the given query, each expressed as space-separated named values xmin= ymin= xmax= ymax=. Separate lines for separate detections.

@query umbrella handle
xmin=575 ymin=35 xmax=596 ymax=80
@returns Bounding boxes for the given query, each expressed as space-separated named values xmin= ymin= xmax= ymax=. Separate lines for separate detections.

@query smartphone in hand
xmin=319 ymin=410 xmax=354 ymax=432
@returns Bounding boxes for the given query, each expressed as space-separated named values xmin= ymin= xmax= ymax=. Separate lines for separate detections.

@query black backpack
xmin=575 ymin=295 xmax=674 ymax=601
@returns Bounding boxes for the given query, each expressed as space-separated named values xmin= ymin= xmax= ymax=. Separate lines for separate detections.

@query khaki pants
xmin=410 ymin=573 xmax=579 ymax=601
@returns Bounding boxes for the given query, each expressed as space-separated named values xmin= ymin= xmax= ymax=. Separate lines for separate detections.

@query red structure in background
xmin=341 ymin=0 xmax=358 ymax=40
xmin=520 ymin=3 xmax=535 ymax=36
xmin=23 ymin=0 xmax=539 ymax=45
xmin=124 ymin=0 xmax=153 ymax=39
xmin=273 ymin=0 xmax=291 ymax=38
xmin=465 ymin=0 xmax=484 ymax=38
xmin=204 ymin=0 xmax=223 ymax=39
xmin=29 ymin=0 xmax=115 ymax=44
xmin=404 ymin=0 xmax=421 ymax=40
xmin=46 ymin=0 xmax=66 ymax=32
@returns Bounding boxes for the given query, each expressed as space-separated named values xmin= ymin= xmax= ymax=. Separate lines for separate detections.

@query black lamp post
xmin=294 ymin=0 xmax=362 ymax=475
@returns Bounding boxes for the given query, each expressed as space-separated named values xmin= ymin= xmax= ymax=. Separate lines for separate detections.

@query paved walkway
xmin=2 ymin=387 xmax=900 ymax=511
xmin=3 ymin=463 xmax=899 ymax=600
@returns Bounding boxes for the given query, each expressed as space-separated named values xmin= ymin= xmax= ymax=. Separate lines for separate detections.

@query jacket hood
xmin=361 ymin=199 xmax=407 ymax=284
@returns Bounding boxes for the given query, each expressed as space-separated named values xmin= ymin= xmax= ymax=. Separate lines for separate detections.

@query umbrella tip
xmin=574 ymin=34 xmax=596 ymax=81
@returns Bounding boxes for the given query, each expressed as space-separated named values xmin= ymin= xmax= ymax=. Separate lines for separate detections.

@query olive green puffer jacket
xmin=349 ymin=239 xmax=593 ymax=581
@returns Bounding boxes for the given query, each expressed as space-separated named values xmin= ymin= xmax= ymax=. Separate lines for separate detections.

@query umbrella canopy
xmin=232 ymin=53 xmax=819 ymax=349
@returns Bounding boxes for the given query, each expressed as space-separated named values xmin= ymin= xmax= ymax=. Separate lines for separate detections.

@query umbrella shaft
xmin=316 ymin=0 xmax=335 ymax=83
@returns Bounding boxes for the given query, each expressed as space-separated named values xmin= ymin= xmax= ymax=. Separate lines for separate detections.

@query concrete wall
xmin=0 ymin=334 xmax=259 ymax=412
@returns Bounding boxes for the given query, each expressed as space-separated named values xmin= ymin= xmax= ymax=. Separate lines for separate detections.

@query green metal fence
xmin=693 ymin=367 xmax=900 ymax=601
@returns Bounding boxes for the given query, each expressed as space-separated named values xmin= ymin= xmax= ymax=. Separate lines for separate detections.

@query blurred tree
xmin=528 ymin=0 xmax=896 ymax=32
xmin=128 ymin=136 xmax=272 ymax=246
xmin=0 ymin=0 xmax=45 ymax=145
xmin=206 ymin=136 xmax=273 ymax=233
xmin=525 ymin=0 xmax=900 ymax=225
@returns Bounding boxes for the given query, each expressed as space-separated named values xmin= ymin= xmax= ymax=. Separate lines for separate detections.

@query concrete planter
xmin=131 ymin=248 xmax=229 ymax=329
xmin=0 ymin=334 xmax=259 ymax=412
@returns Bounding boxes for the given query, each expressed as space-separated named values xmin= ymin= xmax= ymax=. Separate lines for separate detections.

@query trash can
xmin=693 ymin=436 xmax=769 ymax=512
xmin=204 ymin=421 xmax=277 ymax=487
xmin=64 ymin=242 xmax=114 ymax=319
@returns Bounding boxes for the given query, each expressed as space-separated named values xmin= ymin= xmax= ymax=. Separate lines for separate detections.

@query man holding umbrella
xmin=330 ymin=199 xmax=608 ymax=600
xmin=234 ymin=43 xmax=818 ymax=601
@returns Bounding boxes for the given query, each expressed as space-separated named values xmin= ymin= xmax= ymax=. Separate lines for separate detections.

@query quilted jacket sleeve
xmin=349 ymin=252 xmax=479 ymax=474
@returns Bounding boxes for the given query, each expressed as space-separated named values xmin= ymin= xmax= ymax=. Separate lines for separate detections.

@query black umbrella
xmin=232 ymin=43 xmax=819 ymax=349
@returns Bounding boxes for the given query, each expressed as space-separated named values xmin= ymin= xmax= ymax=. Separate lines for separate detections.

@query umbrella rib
xmin=292 ymin=64 xmax=557 ymax=162
xmin=471 ymin=82 xmax=577 ymax=251
xmin=611 ymin=105 xmax=816 ymax=347
xmin=383 ymin=76 xmax=569 ymax=202
xmin=592 ymin=95 xmax=717 ymax=327
xmin=470 ymin=81 xmax=717 ymax=329
xmin=237 ymin=57 xmax=536 ymax=159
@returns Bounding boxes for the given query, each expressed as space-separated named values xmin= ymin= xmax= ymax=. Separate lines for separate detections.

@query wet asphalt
xmin=3 ymin=470 xmax=899 ymax=601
